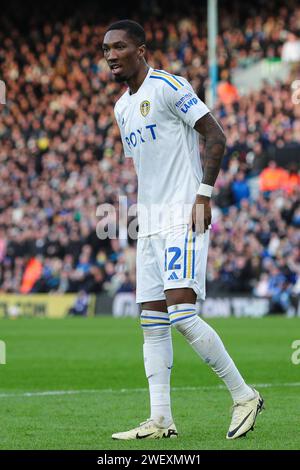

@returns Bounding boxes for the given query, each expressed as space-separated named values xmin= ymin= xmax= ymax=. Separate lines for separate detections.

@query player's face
xmin=102 ymin=30 xmax=144 ymax=83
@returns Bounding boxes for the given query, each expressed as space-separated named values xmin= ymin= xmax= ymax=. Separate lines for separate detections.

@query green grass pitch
xmin=0 ymin=316 xmax=299 ymax=450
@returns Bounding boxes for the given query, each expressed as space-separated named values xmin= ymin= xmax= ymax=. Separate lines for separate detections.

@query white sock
xmin=141 ymin=310 xmax=173 ymax=427
xmin=168 ymin=303 xmax=255 ymax=403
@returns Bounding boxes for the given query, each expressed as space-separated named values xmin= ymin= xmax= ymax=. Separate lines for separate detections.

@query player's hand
xmin=189 ymin=194 xmax=212 ymax=233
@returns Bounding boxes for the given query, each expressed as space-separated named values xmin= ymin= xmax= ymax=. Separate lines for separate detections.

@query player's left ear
xmin=138 ymin=44 xmax=146 ymax=59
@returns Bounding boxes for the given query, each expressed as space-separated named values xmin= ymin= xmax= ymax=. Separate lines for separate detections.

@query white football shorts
xmin=136 ymin=224 xmax=209 ymax=304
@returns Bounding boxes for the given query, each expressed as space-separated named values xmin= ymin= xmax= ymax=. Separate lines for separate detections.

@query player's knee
xmin=167 ymin=303 xmax=198 ymax=338
xmin=140 ymin=310 xmax=170 ymax=334
xmin=171 ymin=313 xmax=198 ymax=340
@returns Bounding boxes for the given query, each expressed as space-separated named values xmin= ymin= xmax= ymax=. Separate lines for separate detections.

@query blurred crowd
xmin=208 ymin=169 xmax=300 ymax=313
xmin=0 ymin=0 xmax=299 ymax=312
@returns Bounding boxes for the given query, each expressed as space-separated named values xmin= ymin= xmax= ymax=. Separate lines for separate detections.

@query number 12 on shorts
xmin=165 ymin=247 xmax=181 ymax=271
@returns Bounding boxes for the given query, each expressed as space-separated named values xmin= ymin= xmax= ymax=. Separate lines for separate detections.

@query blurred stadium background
xmin=0 ymin=0 xmax=300 ymax=451
xmin=0 ymin=0 xmax=299 ymax=319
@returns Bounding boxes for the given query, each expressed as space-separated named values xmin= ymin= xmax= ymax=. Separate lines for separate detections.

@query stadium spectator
xmin=231 ymin=171 xmax=250 ymax=206
xmin=68 ymin=290 xmax=89 ymax=316
xmin=281 ymin=32 xmax=300 ymax=63
xmin=217 ymin=71 xmax=239 ymax=105
xmin=259 ymin=161 xmax=289 ymax=192
xmin=282 ymin=164 xmax=300 ymax=195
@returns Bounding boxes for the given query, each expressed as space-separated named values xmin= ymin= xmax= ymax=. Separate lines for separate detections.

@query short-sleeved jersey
xmin=114 ymin=67 xmax=210 ymax=237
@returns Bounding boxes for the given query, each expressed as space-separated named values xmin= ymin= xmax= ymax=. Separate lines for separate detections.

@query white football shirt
xmin=114 ymin=67 xmax=210 ymax=237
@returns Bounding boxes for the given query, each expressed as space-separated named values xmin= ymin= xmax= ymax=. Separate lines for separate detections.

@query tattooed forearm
xmin=194 ymin=113 xmax=226 ymax=187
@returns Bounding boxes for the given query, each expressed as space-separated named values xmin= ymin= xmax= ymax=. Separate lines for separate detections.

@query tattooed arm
xmin=194 ymin=112 xmax=226 ymax=186
xmin=190 ymin=112 xmax=226 ymax=233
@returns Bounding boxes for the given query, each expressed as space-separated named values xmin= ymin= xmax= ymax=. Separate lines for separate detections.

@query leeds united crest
xmin=140 ymin=100 xmax=150 ymax=117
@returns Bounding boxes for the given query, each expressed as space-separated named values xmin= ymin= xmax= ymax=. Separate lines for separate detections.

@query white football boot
xmin=112 ymin=419 xmax=178 ymax=440
xmin=226 ymin=388 xmax=265 ymax=439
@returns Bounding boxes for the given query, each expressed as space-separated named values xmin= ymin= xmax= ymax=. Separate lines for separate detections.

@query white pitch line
xmin=0 ymin=382 xmax=300 ymax=399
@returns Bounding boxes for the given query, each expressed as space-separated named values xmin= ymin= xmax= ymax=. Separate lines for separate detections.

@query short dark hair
xmin=106 ymin=20 xmax=146 ymax=46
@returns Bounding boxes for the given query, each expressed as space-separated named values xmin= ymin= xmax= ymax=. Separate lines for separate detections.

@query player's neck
xmin=128 ymin=63 xmax=150 ymax=95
